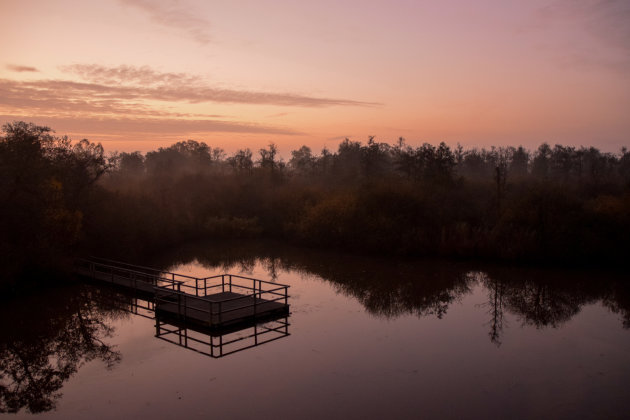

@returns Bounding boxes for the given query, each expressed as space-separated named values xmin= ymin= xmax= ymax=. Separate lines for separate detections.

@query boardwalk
xmin=75 ymin=258 xmax=290 ymax=332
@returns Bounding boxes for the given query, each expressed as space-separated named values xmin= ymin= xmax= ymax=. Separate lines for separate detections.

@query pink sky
xmin=1 ymin=0 xmax=628 ymax=155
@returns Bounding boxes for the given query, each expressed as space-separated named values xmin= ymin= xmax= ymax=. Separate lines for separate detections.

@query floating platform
xmin=155 ymin=290 xmax=290 ymax=331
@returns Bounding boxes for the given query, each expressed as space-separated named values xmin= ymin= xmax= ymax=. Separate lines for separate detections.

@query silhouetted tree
xmin=0 ymin=122 xmax=108 ymax=279
xmin=228 ymin=148 xmax=254 ymax=174
xmin=289 ymin=145 xmax=315 ymax=175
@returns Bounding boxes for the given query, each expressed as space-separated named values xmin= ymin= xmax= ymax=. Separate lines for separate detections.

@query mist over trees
xmin=2 ymin=121 xmax=629 ymax=282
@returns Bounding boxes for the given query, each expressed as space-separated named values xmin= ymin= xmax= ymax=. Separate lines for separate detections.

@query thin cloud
xmin=327 ymin=135 xmax=353 ymax=142
xmin=1 ymin=77 xmax=377 ymax=108
xmin=536 ymin=0 xmax=630 ymax=72
xmin=60 ymin=64 xmax=203 ymax=87
xmin=119 ymin=0 xmax=212 ymax=45
xmin=0 ymin=114 xmax=300 ymax=136
xmin=40 ymin=64 xmax=380 ymax=107
xmin=0 ymin=64 xmax=377 ymax=139
xmin=6 ymin=64 xmax=39 ymax=72
xmin=0 ymin=79 xmax=219 ymax=119
xmin=540 ymin=0 xmax=630 ymax=50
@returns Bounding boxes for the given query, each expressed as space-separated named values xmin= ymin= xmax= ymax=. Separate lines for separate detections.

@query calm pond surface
xmin=2 ymin=242 xmax=629 ymax=419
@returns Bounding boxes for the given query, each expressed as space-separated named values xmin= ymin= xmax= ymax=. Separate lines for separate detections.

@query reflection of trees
xmin=153 ymin=240 xmax=473 ymax=319
xmin=476 ymin=267 xmax=630 ymax=345
xmin=324 ymin=261 xmax=471 ymax=319
xmin=506 ymin=281 xmax=586 ymax=328
xmin=602 ymin=281 xmax=630 ymax=329
xmin=0 ymin=285 xmax=124 ymax=413
xmin=473 ymin=271 xmax=507 ymax=347
xmin=154 ymin=240 xmax=630 ymax=343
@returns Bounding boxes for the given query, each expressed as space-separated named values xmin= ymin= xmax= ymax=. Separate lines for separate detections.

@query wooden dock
xmin=75 ymin=257 xmax=290 ymax=332
xmin=155 ymin=291 xmax=289 ymax=330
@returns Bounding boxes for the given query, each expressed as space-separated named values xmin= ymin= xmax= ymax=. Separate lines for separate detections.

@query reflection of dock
xmin=155 ymin=315 xmax=290 ymax=358
xmin=75 ymin=258 xmax=291 ymax=357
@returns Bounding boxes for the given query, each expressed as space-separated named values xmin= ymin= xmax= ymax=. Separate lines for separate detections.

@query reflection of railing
xmin=105 ymin=294 xmax=156 ymax=320
xmin=155 ymin=316 xmax=290 ymax=358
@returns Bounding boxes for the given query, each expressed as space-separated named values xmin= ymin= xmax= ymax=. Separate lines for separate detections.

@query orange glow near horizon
xmin=1 ymin=0 xmax=629 ymax=155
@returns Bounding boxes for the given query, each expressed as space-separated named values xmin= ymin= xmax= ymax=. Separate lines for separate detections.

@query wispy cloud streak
xmin=0 ymin=64 xmax=376 ymax=138
xmin=0 ymin=114 xmax=300 ymax=136
xmin=6 ymin=64 xmax=39 ymax=72
xmin=537 ymin=0 xmax=630 ymax=72
xmin=60 ymin=64 xmax=203 ymax=87
xmin=7 ymin=64 xmax=379 ymax=108
xmin=119 ymin=0 xmax=212 ymax=45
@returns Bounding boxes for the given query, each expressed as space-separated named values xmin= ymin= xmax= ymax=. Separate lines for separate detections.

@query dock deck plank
xmin=156 ymin=291 xmax=289 ymax=329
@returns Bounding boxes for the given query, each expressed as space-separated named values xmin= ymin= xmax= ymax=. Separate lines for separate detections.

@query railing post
xmin=253 ymin=280 xmax=257 ymax=317
xmin=229 ymin=275 xmax=232 ymax=292
xmin=195 ymin=278 xmax=199 ymax=296
xmin=222 ymin=275 xmax=225 ymax=293
xmin=204 ymin=278 xmax=207 ymax=297
xmin=284 ymin=286 xmax=288 ymax=305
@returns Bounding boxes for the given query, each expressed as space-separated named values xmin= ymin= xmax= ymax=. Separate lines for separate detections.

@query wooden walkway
xmin=75 ymin=257 xmax=290 ymax=332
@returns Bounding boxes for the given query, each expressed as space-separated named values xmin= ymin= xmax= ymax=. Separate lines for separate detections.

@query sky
xmin=1 ymin=0 xmax=629 ymax=155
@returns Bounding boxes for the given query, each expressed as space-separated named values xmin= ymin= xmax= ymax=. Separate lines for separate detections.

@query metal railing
xmin=75 ymin=258 xmax=183 ymax=292
xmin=153 ymin=275 xmax=290 ymax=327
xmin=86 ymin=256 xmax=201 ymax=287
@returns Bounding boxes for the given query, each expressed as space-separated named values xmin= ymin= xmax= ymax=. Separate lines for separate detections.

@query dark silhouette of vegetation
xmin=0 ymin=122 xmax=108 ymax=282
xmin=2 ymin=121 xmax=630 ymax=285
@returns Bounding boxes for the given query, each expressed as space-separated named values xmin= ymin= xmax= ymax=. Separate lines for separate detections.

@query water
xmin=2 ymin=242 xmax=629 ymax=419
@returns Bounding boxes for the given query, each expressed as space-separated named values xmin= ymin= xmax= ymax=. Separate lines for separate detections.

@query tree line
xmin=1 ymin=121 xmax=629 ymax=282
